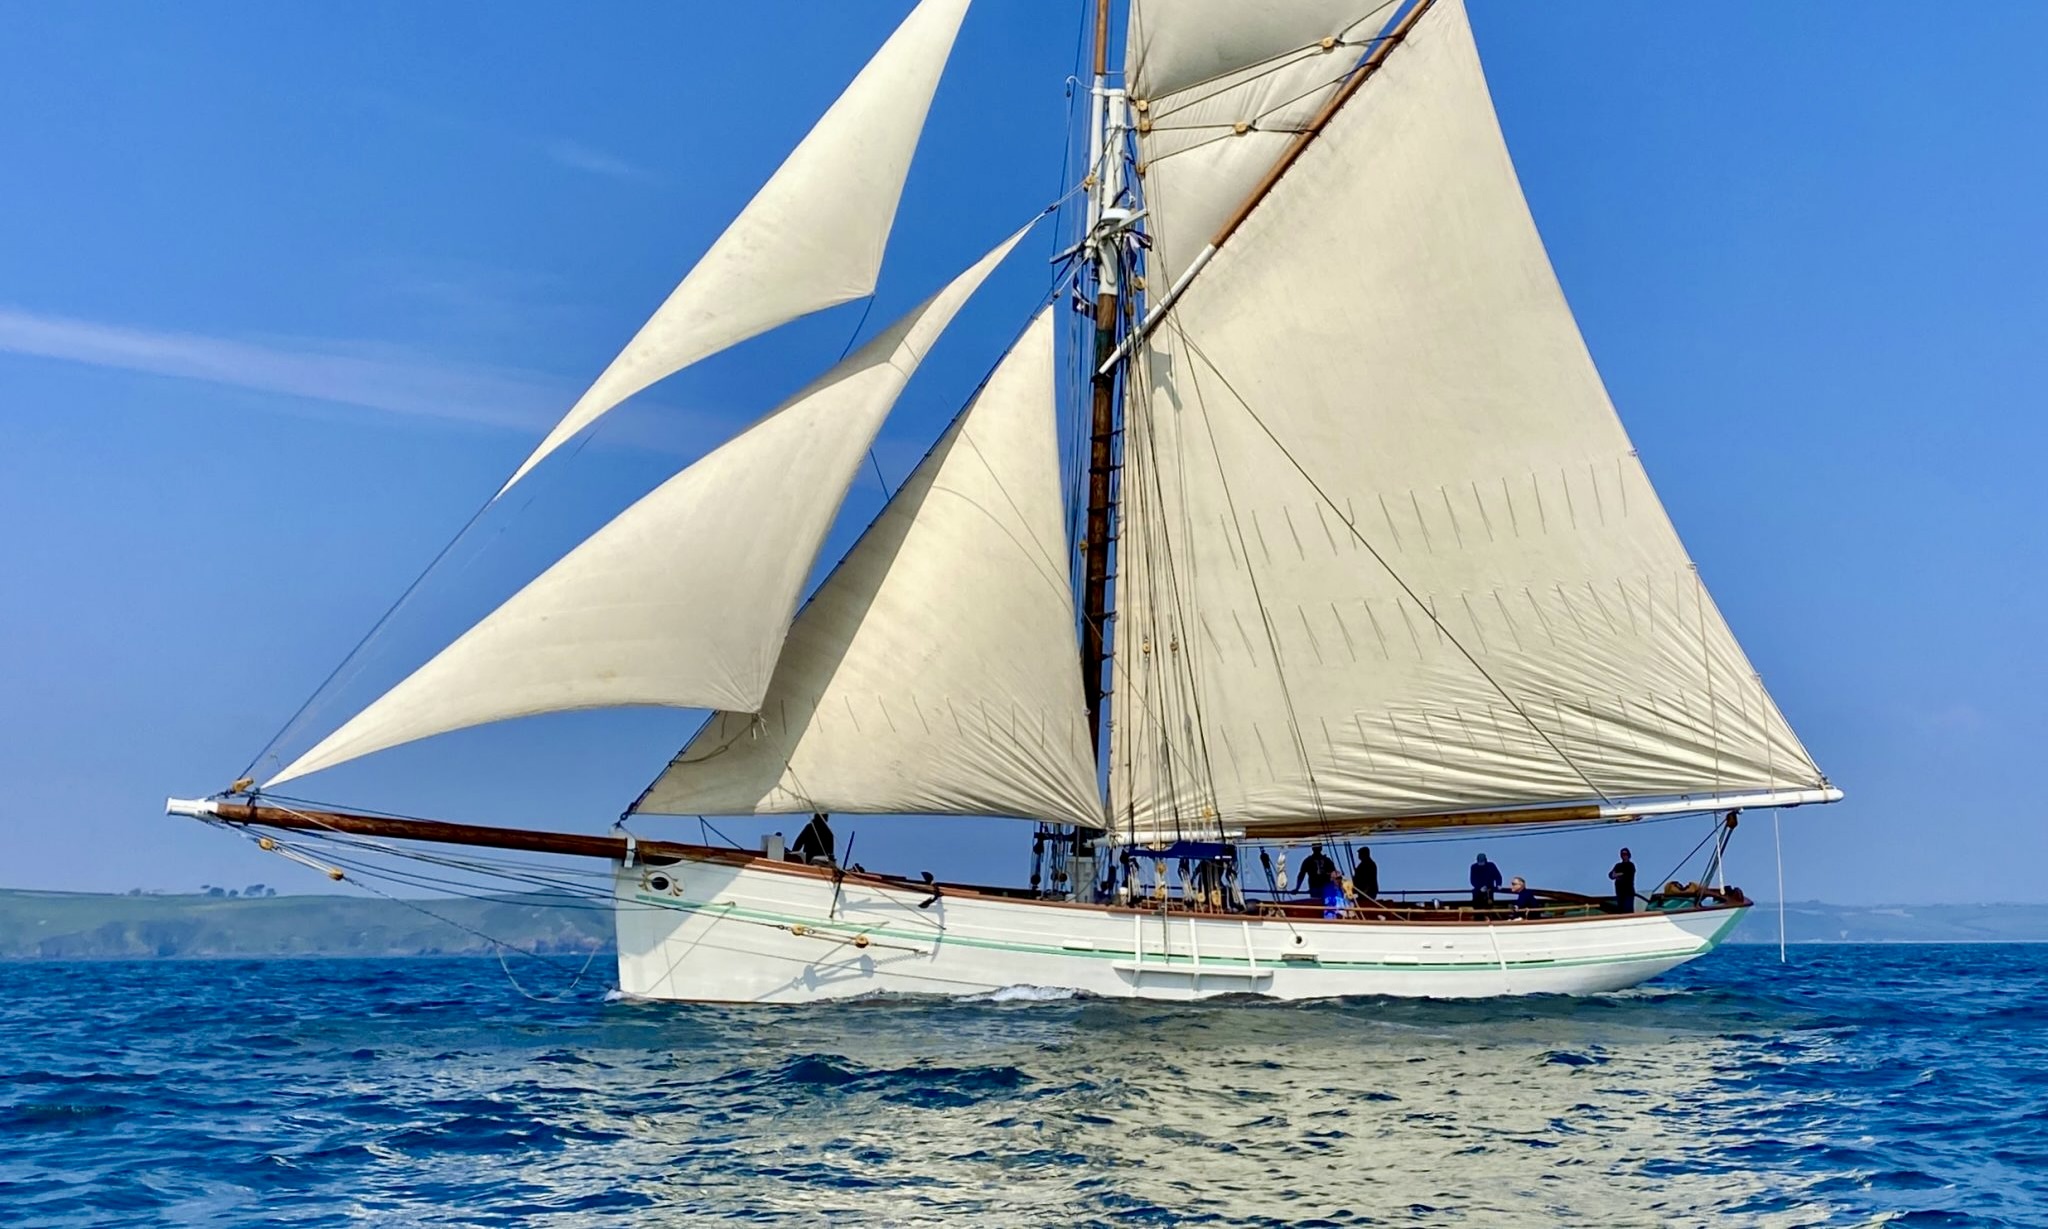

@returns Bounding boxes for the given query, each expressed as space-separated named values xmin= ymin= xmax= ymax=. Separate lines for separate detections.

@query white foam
xmin=969 ymin=984 xmax=1079 ymax=1003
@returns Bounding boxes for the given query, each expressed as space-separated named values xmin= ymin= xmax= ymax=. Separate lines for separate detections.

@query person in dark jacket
xmin=1353 ymin=845 xmax=1380 ymax=902
xmin=791 ymin=812 xmax=836 ymax=866
xmin=1295 ymin=844 xmax=1337 ymax=897
xmin=1469 ymin=853 xmax=1503 ymax=907
xmin=1609 ymin=848 xmax=1637 ymax=913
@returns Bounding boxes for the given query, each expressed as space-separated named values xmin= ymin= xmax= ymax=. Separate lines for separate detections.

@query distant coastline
xmin=2 ymin=888 xmax=2044 ymax=959
xmin=1724 ymin=901 xmax=2048 ymax=946
xmin=0 ymin=888 xmax=609 ymax=960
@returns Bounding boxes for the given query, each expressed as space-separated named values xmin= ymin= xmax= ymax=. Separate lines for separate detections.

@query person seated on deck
xmin=790 ymin=812 xmax=835 ymax=866
xmin=1609 ymin=847 xmax=1637 ymax=914
xmin=1320 ymin=875 xmax=1349 ymax=920
xmin=1353 ymin=845 xmax=1379 ymax=904
xmin=1295 ymin=843 xmax=1338 ymax=899
xmin=1470 ymin=853 xmax=1503 ymax=908
xmin=1509 ymin=875 xmax=1537 ymax=916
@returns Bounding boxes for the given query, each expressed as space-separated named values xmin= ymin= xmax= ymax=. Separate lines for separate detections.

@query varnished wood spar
xmin=1207 ymin=0 xmax=1438 ymax=249
xmin=1079 ymin=0 xmax=1121 ymax=759
xmin=209 ymin=796 xmax=1607 ymax=854
xmin=1092 ymin=0 xmax=1110 ymax=78
xmin=204 ymin=800 xmax=682 ymax=862
xmin=1243 ymin=801 xmax=1607 ymax=841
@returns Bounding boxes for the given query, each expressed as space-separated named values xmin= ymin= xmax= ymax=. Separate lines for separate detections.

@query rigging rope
xmin=1651 ymin=815 xmax=1729 ymax=901
xmin=1773 ymin=808 xmax=1787 ymax=963
xmin=222 ymin=820 xmax=608 ymax=1002
xmin=1113 ymin=183 xmax=1231 ymax=847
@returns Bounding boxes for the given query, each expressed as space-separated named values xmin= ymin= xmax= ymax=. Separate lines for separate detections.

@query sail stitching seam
xmin=1170 ymin=328 xmax=1614 ymax=807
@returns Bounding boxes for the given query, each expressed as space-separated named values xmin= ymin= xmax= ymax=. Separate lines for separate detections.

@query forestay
xmin=266 ymin=228 xmax=1027 ymax=788
xmin=1108 ymin=0 xmax=1826 ymax=839
xmin=497 ymin=0 xmax=971 ymax=496
xmin=633 ymin=310 xmax=1100 ymax=826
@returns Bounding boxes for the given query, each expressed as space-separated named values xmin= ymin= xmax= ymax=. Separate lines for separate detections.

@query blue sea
xmin=2 ymin=945 xmax=2042 ymax=1227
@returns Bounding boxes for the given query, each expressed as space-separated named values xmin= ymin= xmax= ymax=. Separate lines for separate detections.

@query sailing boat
xmin=168 ymin=0 xmax=1840 ymax=1003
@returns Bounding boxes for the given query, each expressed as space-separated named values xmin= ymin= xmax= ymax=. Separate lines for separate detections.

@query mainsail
xmin=266 ymin=228 xmax=1028 ymax=788
xmin=1108 ymin=0 xmax=1828 ymax=839
xmin=496 ymin=0 xmax=972 ymax=496
xmin=632 ymin=310 xmax=1101 ymax=827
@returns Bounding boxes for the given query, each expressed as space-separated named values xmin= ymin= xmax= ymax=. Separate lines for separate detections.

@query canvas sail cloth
xmin=265 ymin=230 xmax=1027 ymax=788
xmin=634 ymin=310 xmax=1101 ymax=827
xmin=1108 ymin=0 xmax=1827 ymax=840
xmin=1126 ymin=0 xmax=1410 ymax=285
xmin=497 ymin=0 xmax=971 ymax=496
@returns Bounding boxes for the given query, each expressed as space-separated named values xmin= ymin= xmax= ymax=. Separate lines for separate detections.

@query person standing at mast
xmin=1469 ymin=854 xmax=1502 ymax=908
xmin=1609 ymin=848 xmax=1637 ymax=914
xmin=1353 ymin=845 xmax=1380 ymax=903
xmin=1295 ymin=844 xmax=1337 ymax=898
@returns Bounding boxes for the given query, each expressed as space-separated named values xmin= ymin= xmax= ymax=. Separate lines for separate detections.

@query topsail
xmin=1126 ymin=0 xmax=1408 ymax=285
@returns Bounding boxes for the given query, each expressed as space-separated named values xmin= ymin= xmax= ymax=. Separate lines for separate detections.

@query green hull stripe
xmin=629 ymin=892 xmax=1743 ymax=975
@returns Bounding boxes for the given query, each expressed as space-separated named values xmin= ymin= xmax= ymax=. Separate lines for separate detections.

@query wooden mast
xmin=1079 ymin=0 xmax=1120 ymax=764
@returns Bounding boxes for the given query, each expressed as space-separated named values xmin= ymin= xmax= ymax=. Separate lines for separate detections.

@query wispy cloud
xmin=1919 ymin=703 xmax=1988 ymax=735
xmin=348 ymin=89 xmax=657 ymax=183
xmin=0 ymin=305 xmax=565 ymax=432
xmin=537 ymin=138 xmax=654 ymax=182
xmin=0 ymin=305 xmax=753 ymax=457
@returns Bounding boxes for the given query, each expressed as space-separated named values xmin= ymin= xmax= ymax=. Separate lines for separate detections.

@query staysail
xmin=265 ymin=228 xmax=1028 ymax=788
xmin=496 ymin=0 xmax=972 ymax=496
xmin=1108 ymin=0 xmax=1828 ymax=839
xmin=632 ymin=310 xmax=1101 ymax=826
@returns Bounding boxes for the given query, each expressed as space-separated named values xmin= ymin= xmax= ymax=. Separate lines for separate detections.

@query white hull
xmin=613 ymin=850 xmax=1745 ymax=1004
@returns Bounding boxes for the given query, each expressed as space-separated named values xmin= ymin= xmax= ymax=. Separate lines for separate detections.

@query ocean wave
xmin=0 ymin=945 xmax=2041 ymax=1227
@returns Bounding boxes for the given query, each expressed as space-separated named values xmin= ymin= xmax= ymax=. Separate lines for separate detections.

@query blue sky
xmin=2 ymin=2 xmax=2042 ymax=906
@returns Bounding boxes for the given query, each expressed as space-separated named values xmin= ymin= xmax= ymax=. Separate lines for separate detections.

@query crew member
xmin=1470 ymin=853 xmax=1503 ymax=908
xmin=791 ymin=812 xmax=836 ymax=866
xmin=1353 ymin=845 xmax=1380 ymax=902
xmin=1509 ymin=875 xmax=1537 ymax=916
xmin=1609 ymin=847 xmax=1637 ymax=914
xmin=1295 ymin=843 xmax=1337 ymax=898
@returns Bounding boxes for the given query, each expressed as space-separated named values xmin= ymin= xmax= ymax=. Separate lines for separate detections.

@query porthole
xmin=649 ymin=875 xmax=671 ymax=892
